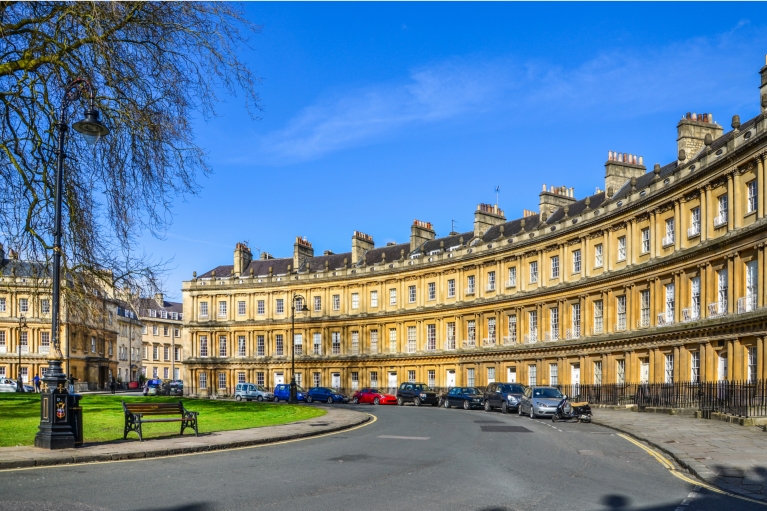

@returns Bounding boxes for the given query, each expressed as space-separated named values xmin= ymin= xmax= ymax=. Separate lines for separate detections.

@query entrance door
xmin=507 ymin=367 xmax=517 ymax=383
xmin=640 ymin=359 xmax=649 ymax=384
xmin=274 ymin=372 xmax=284 ymax=385
xmin=718 ymin=353 xmax=728 ymax=381
xmin=388 ymin=371 xmax=398 ymax=392
xmin=446 ymin=370 xmax=456 ymax=387
xmin=571 ymin=364 xmax=581 ymax=385
xmin=331 ymin=373 xmax=341 ymax=389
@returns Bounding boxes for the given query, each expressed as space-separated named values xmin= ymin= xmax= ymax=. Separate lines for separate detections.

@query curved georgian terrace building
xmin=182 ymin=57 xmax=767 ymax=397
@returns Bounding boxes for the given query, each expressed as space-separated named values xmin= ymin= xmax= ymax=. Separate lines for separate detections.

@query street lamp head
xmin=73 ymin=108 xmax=110 ymax=147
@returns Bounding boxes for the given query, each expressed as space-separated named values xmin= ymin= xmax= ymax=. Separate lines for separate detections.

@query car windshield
xmin=296 ymin=386 xmax=305 ymax=392
xmin=412 ymin=384 xmax=431 ymax=391
xmin=462 ymin=387 xmax=479 ymax=394
xmin=255 ymin=385 xmax=265 ymax=391
xmin=499 ymin=384 xmax=525 ymax=394
xmin=533 ymin=388 xmax=563 ymax=399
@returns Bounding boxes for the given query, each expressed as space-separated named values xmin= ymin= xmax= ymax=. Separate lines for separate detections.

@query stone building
xmin=138 ymin=294 xmax=183 ymax=381
xmin=0 ymin=250 xmax=119 ymax=390
xmin=181 ymin=56 xmax=767 ymax=397
xmin=115 ymin=300 xmax=143 ymax=384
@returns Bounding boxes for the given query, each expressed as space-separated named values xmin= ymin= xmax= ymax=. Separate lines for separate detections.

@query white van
xmin=234 ymin=383 xmax=274 ymax=402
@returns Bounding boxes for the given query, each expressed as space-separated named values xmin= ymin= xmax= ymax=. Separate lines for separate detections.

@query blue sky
xmin=144 ymin=2 xmax=767 ymax=300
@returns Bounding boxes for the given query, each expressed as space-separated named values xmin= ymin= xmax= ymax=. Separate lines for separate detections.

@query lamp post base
xmin=34 ymin=359 xmax=77 ymax=449
xmin=288 ymin=378 xmax=299 ymax=404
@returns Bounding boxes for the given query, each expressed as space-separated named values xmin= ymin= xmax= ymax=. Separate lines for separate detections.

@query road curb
xmin=0 ymin=411 xmax=371 ymax=471
xmin=591 ymin=417 xmax=767 ymax=502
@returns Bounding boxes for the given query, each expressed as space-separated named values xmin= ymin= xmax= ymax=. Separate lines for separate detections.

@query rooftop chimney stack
xmin=293 ymin=236 xmax=314 ymax=271
xmin=760 ymin=54 xmax=767 ymax=114
xmin=474 ymin=203 xmax=506 ymax=237
xmin=605 ymin=152 xmax=646 ymax=195
xmin=539 ymin=184 xmax=576 ymax=217
xmin=233 ymin=242 xmax=252 ymax=276
xmin=351 ymin=231 xmax=374 ymax=264
xmin=154 ymin=293 xmax=164 ymax=307
xmin=410 ymin=219 xmax=436 ymax=252
xmin=676 ymin=113 xmax=723 ymax=164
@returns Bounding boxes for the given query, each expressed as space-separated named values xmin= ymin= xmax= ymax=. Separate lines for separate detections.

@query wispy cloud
xmin=254 ymin=23 xmax=766 ymax=165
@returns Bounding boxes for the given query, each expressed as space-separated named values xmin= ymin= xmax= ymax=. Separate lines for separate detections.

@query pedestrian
xmin=33 ymin=374 xmax=41 ymax=393
xmin=110 ymin=377 xmax=116 ymax=394
xmin=68 ymin=373 xmax=77 ymax=394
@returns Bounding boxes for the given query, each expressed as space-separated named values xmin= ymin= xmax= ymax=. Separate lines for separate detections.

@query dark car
xmin=306 ymin=387 xmax=349 ymax=404
xmin=396 ymin=382 xmax=439 ymax=406
xmin=483 ymin=382 xmax=526 ymax=413
xmin=165 ymin=379 xmax=183 ymax=396
xmin=441 ymin=387 xmax=484 ymax=410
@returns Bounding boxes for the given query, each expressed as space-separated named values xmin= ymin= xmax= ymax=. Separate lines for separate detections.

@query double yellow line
xmin=617 ymin=433 xmax=766 ymax=506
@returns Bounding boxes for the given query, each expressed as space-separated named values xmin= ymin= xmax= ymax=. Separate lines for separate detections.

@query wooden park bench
xmin=123 ymin=401 xmax=199 ymax=442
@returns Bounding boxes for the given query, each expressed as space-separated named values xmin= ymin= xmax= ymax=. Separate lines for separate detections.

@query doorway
xmin=718 ymin=353 xmax=728 ymax=381
xmin=571 ymin=364 xmax=581 ymax=385
xmin=640 ymin=359 xmax=649 ymax=383
xmin=274 ymin=372 xmax=284 ymax=386
xmin=331 ymin=372 xmax=341 ymax=389
xmin=446 ymin=370 xmax=456 ymax=388
xmin=387 ymin=371 xmax=398 ymax=391
xmin=507 ymin=367 xmax=517 ymax=383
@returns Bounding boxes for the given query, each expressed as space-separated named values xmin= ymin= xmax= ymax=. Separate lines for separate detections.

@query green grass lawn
xmin=0 ymin=394 xmax=326 ymax=447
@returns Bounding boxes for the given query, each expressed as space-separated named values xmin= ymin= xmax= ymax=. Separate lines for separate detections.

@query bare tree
xmin=0 ymin=2 xmax=261 ymax=299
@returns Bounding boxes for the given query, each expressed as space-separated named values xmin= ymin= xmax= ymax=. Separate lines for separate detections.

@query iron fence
xmin=556 ymin=380 xmax=767 ymax=418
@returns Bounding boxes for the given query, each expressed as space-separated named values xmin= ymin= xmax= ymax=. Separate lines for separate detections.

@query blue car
xmin=306 ymin=387 xmax=349 ymax=404
xmin=273 ymin=383 xmax=306 ymax=402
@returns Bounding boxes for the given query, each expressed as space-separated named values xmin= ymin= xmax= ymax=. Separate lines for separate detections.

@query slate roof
xmin=136 ymin=297 xmax=182 ymax=315
xmin=0 ymin=259 xmax=48 ymax=278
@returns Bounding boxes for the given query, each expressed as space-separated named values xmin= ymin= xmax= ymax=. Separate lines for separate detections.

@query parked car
xmin=273 ymin=383 xmax=306 ymax=402
xmin=351 ymin=388 xmax=397 ymax=405
xmin=396 ymin=382 xmax=439 ymax=406
xmin=441 ymin=387 xmax=484 ymax=410
xmin=234 ymin=383 xmax=273 ymax=402
xmin=166 ymin=379 xmax=184 ymax=396
xmin=306 ymin=387 xmax=349 ymax=404
xmin=0 ymin=379 xmax=18 ymax=392
xmin=483 ymin=382 xmax=527 ymax=413
xmin=143 ymin=378 xmax=164 ymax=396
xmin=519 ymin=386 xmax=565 ymax=418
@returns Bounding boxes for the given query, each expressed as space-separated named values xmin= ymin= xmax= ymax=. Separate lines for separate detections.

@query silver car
xmin=235 ymin=383 xmax=274 ymax=402
xmin=519 ymin=386 xmax=564 ymax=418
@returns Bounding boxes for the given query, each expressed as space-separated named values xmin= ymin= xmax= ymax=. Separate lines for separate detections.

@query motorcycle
xmin=552 ymin=396 xmax=592 ymax=423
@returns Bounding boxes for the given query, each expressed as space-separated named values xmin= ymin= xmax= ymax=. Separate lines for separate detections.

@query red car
xmin=352 ymin=388 xmax=398 ymax=405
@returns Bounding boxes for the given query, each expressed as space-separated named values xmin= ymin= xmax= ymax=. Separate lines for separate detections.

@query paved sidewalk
xmin=0 ymin=407 xmax=370 ymax=470
xmin=593 ymin=408 xmax=767 ymax=500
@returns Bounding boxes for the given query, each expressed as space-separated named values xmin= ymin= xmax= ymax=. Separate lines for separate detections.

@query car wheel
xmin=257 ymin=396 xmax=263 ymax=402
xmin=274 ymin=396 xmax=280 ymax=402
xmin=397 ymin=397 xmax=404 ymax=406
xmin=374 ymin=397 xmax=380 ymax=405
xmin=444 ymin=398 xmax=450 ymax=409
xmin=463 ymin=400 xmax=470 ymax=410
xmin=501 ymin=401 xmax=508 ymax=414
xmin=235 ymin=395 xmax=242 ymax=401
xmin=552 ymin=413 xmax=559 ymax=423
xmin=518 ymin=404 xmax=524 ymax=416
xmin=484 ymin=401 xmax=491 ymax=412
xmin=327 ymin=396 xmax=334 ymax=404
xmin=352 ymin=397 xmax=359 ymax=404
xmin=529 ymin=406 xmax=535 ymax=419
xmin=306 ymin=396 xmax=313 ymax=403
xmin=414 ymin=397 xmax=421 ymax=406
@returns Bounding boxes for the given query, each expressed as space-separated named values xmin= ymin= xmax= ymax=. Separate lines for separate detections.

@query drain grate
xmin=480 ymin=426 xmax=532 ymax=433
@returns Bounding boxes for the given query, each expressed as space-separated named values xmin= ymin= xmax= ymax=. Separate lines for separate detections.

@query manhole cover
xmin=480 ymin=426 xmax=532 ymax=432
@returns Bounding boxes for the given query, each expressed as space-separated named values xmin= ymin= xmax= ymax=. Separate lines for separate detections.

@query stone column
xmin=727 ymin=172 xmax=735 ymax=231
xmin=759 ymin=244 xmax=766 ymax=309
xmin=757 ymin=155 xmax=765 ymax=219
xmin=674 ymin=200 xmax=681 ymax=251
xmin=727 ymin=255 xmax=735 ymax=314
xmin=673 ymin=271 xmax=681 ymax=324
xmin=699 ymin=343 xmax=707 ymax=382
xmin=703 ymin=185 xmax=712 ymax=241
xmin=727 ymin=339 xmax=734 ymax=381
xmin=757 ymin=336 xmax=764 ymax=382
xmin=604 ymin=230 xmax=611 ymax=272
xmin=582 ymin=237 xmax=589 ymax=278
xmin=650 ymin=210 xmax=657 ymax=259
xmin=627 ymin=219 xmax=635 ymax=266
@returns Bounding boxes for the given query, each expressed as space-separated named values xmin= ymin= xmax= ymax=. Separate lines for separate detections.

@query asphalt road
xmin=0 ymin=403 xmax=763 ymax=511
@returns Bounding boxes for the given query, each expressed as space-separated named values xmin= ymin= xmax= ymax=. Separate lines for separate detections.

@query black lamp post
xmin=16 ymin=315 xmax=27 ymax=392
xmin=35 ymin=78 xmax=109 ymax=449
xmin=288 ymin=293 xmax=308 ymax=404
